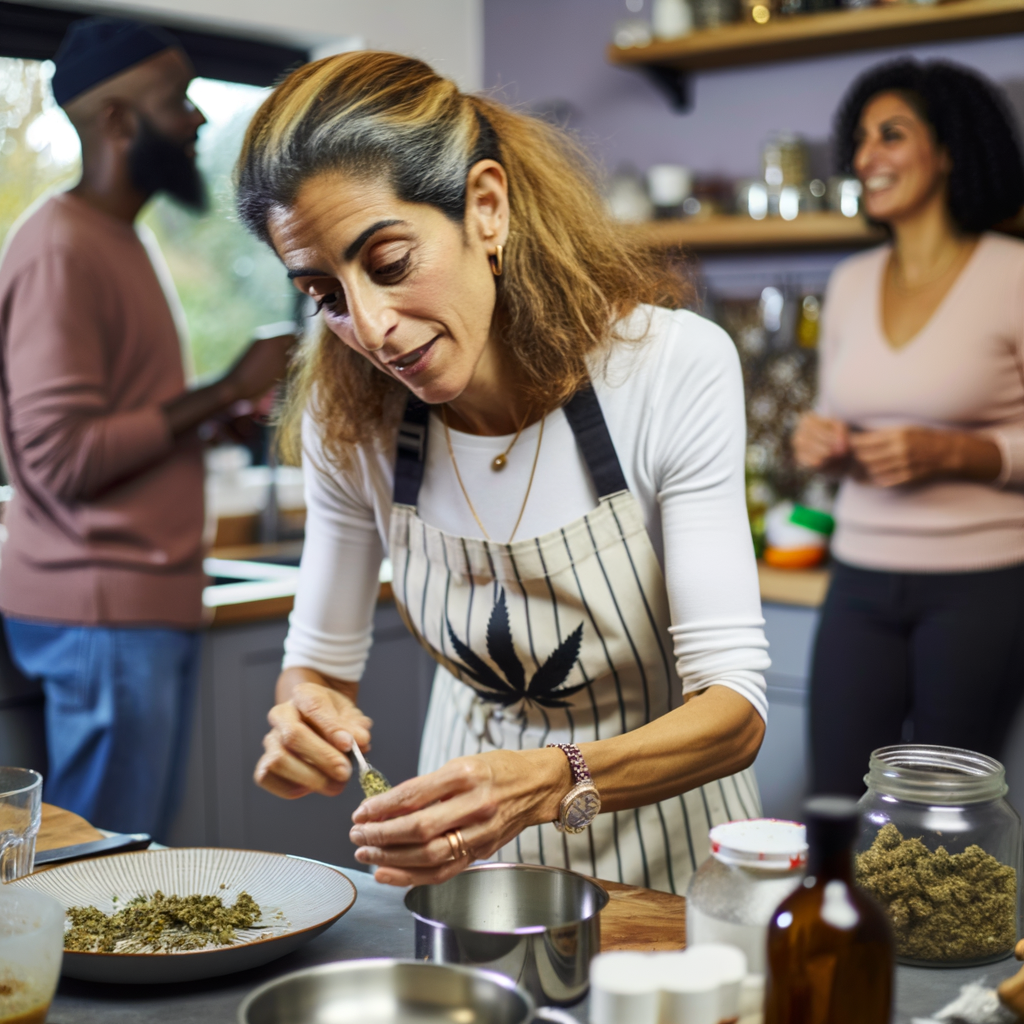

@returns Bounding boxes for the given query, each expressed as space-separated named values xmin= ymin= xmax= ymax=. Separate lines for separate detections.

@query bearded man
xmin=0 ymin=17 xmax=292 ymax=839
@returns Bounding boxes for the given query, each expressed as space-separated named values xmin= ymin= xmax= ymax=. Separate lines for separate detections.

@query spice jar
xmin=686 ymin=819 xmax=807 ymax=975
xmin=856 ymin=744 xmax=1023 ymax=967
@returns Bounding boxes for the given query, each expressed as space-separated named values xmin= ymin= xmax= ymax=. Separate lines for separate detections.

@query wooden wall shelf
xmin=631 ymin=212 xmax=885 ymax=252
xmin=609 ymin=0 xmax=1024 ymax=74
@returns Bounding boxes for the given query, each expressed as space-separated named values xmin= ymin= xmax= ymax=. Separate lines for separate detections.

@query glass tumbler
xmin=0 ymin=888 xmax=64 ymax=1024
xmin=856 ymin=744 xmax=1022 ymax=967
xmin=0 ymin=768 xmax=42 ymax=882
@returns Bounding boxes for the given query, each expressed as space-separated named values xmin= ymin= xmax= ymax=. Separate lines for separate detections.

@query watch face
xmin=565 ymin=788 xmax=601 ymax=831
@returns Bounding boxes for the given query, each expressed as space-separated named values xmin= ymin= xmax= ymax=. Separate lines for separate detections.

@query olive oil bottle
xmin=764 ymin=796 xmax=893 ymax=1024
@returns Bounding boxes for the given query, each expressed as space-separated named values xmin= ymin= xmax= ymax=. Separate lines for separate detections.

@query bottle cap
xmin=708 ymin=818 xmax=807 ymax=871
xmin=804 ymin=795 xmax=859 ymax=856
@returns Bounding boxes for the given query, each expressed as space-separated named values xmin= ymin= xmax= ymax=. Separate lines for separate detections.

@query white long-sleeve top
xmin=283 ymin=305 xmax=770 ymax=721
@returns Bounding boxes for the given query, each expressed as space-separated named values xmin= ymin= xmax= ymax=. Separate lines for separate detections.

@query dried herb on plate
xmin=65 ymin=890 xmax=262 ymax=953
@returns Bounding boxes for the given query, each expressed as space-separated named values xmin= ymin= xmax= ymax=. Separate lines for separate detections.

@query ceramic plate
xmin=10 ymin=847 xmax=356 ymax=984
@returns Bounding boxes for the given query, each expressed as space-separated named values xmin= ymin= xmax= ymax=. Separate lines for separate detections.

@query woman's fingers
xmin=793 ymin=414 xmax=850 ymax=469
xmin=358 ymin=823 xmax=496 ymax=886
xmin=372 ymin=857 xmax=477 ymax=888
xmin=354 ymin=833 xmax=461 ymax=870
xmin=291 ymin=683 xmax=373 ymax=751
xmin=353 ymin=758 xmax=482 ymax=824
xmin=850 ymin=430 xmax=927 ymax=486
xmin=255 ymin=728 xmax=347 ymax=797
xmin=267 ymin=703 xmax=354 ymax=783
xmin=351 ymin=787 xmax=491 ymax=850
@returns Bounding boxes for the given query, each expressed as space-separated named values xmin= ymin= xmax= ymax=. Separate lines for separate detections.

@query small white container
xmin=592 ymin=946 xmax=751 ymax=1024
xmin=647 ymin=164 xmax=693 ymax=209
xmin=652 ymin=0 xmax=694 ymax=39
xmin=655 ymin=945 xmax=747 ymax=1024
xmin=589 ymin=951 xmax=659 ymax=1024
xmin=686 ymin=819 xmax=807 ymax=975
xmin=0 ymin=888 xmax=64 ymax=1021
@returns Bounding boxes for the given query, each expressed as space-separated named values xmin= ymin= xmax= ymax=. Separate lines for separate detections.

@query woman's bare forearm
xmin=507 ymin=685 xmax=765 ymax=825
xmin=580 ymin=686 xmax=764 ymax=812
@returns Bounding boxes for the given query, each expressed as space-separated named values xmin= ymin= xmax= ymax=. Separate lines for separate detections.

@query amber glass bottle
xmin=764 ymin=796 xmax=894 ymax=1024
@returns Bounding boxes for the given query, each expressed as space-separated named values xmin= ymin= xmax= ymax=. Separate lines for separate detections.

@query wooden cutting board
xmin=595 ymin=877 xmax=686 ymax=953
xmin=36 ymin=805 xmax=686 ymax=952
xmin=38 ymin=802 xmax=103 ymax=851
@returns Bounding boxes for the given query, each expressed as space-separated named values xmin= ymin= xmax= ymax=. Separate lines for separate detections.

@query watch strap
xmin=547 ymin=743 xmax=592 ymax=784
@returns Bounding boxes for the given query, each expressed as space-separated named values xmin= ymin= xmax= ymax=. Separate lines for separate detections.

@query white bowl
xmin=9 ymin=847 xmax=356 ymax=984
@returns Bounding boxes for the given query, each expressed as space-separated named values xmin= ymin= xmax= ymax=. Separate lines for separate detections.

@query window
xmin=0 ymin=59 xmax=78 ymax=248
xmin=0 ymin=58 xmax=295 ymax=379
xmin=141 ymin=77 xmax=295 ymax=378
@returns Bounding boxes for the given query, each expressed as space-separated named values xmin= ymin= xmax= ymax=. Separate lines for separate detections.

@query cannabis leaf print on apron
xmin=389 ymin=386 xmax=761 ymax=894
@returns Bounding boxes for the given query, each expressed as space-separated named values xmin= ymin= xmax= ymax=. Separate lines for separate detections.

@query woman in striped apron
xmin=239 ymin=51 xmax=770 ymax=894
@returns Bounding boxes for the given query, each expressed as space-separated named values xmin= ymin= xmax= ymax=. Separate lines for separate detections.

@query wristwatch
xmin=548 ymin=743 xmax=601 ymax=834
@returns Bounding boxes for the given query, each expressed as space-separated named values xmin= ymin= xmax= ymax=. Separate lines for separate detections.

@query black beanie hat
xmin=52 ymin=17 xmax=181 ymax=107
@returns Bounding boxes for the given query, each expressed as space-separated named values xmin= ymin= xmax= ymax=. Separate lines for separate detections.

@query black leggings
xmin=809 ymin=559 xmax=1024 ymax=796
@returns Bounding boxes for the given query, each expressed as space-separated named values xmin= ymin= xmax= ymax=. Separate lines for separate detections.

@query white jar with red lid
xmin=685 ymin=818 xmax=807 ymax=975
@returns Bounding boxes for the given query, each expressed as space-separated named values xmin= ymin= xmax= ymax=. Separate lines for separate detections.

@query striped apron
xmin=389 ymin=386 xmax=761 ymax=894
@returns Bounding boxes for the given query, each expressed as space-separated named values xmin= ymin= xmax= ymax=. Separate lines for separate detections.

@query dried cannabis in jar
xmin=64 ymin=890 xmax=262 ymax=953
xmin=856 ymin=823 xmax=1017 ymax=962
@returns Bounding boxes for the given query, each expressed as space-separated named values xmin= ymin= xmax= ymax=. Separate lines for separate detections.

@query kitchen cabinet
xmin=753 ymin=602 xmax=819 ymax=822
xmin=168 ymin=602 xmax=437 ymax=868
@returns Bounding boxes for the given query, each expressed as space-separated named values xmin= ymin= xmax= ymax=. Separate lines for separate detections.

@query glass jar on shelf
xmin=856 ymin=744 xmax=1022 ymax=967
xmin=694 ymin=0 xmax=741 ymax=29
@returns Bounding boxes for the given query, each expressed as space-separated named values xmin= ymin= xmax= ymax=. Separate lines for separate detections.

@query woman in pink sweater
xmin=794 ymin=60 xmax=1024 ymax=795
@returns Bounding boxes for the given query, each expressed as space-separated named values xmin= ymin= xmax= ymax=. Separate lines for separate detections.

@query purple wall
xmin=483 ymin=1 xmax=1024 ymax=295
xmin=483 ymin=0 xmax=1024 ymax=181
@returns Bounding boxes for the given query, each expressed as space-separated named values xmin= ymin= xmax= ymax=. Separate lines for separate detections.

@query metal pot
xmin=405 ymin=862 xmax=609 ymax=1007
xmin=237 ymin=958 xmax=578 ymax=1023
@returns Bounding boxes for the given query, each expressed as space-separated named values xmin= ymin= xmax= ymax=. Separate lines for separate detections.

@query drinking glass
xmin=0 ymin=768 xmax=42 ymax=882
xmin=0 ymin=888 xmax=64 ymax=1024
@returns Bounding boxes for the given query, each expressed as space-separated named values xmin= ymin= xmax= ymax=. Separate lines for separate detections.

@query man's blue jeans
xmin=4 ymin=620 xmax=202 ymax=841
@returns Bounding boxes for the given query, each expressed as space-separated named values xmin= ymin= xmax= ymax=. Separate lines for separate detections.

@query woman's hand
xmin=254 ymin=667 xmax=373 ymax=800
xmin=792 ymin=413 xmax=850 ymax=472
xmin=849 ymin=427 xmax=1002 ymax=487
xmin=349 ymin=748 xmax=569 ymax=886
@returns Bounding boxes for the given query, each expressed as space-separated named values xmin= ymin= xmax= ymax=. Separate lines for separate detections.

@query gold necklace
xmin=489 ymin=412 xmax=531 ymax=471
xmin=441 ymin=406 xmax=545 ymax=544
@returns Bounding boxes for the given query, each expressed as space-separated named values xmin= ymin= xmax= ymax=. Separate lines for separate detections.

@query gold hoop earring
xmin=490 ymin=244 xmax=504 ymax=277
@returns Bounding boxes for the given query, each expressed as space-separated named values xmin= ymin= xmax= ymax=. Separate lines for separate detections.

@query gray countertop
xmin=49 ymin=867 xmax=1021 ymax=1024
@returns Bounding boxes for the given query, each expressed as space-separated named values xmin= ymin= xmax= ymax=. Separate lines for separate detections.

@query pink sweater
xmin=0 ymin=194 xmax=205 ymax=626
xmin=819 ymin=233 xmax=1024 ymax=573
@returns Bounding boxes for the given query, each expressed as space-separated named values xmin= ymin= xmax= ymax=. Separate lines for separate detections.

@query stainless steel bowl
xmin=237 ymin=958 xmax=577 ymax=1024
xmin=405 ymin=863 xmax=609 ymax=1007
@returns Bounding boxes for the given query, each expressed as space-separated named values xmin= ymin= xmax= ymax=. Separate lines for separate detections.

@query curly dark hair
xmin=834 ymin=59 xmax=1024 ymax=233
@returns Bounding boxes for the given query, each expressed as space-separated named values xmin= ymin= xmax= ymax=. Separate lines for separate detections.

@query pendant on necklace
xmin=491 ymin=454 xmax=508 ymax=472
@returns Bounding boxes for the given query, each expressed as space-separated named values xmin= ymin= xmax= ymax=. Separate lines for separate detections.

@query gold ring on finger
xmin=453 ymin=828 xmax=471 ymax=860
xmin=445 ymin=831 xmax=461 ymax=862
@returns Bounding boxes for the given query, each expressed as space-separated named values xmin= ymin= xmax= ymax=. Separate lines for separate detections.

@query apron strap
xmin=391 ymin=384 xmax=628 ymax=507
xmin=563 ymin=384 xmax=629 ymax=499
xmin=393 ymin=396 xmax=430 ymax=506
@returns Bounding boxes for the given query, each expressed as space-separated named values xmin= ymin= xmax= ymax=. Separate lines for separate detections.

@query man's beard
xmin=128 ymin=116 xmax=207 ymax=213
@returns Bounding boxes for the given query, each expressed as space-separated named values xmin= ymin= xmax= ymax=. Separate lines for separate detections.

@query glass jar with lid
xmin=686 ymin=819 xmax=807 ymax=975
xmin=855 ymin=744 xmax=1022 ymax=967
